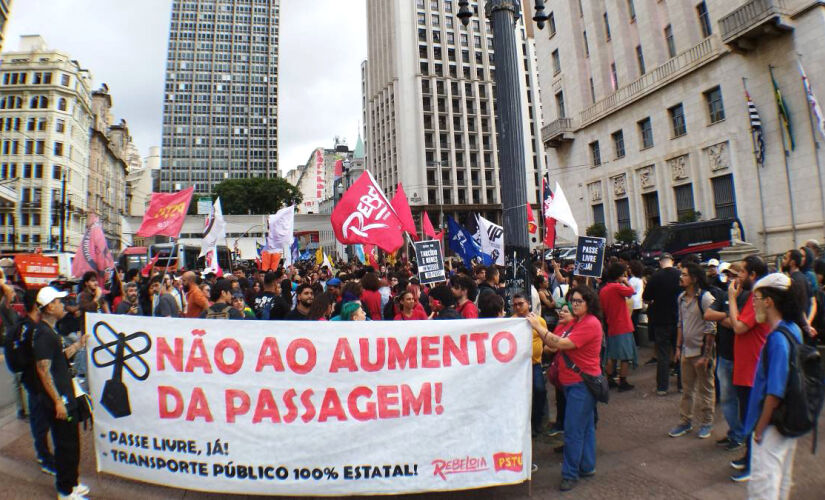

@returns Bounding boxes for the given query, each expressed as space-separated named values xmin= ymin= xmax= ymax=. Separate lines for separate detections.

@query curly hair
xmin=570 ymin=286 xmax=602 ymax=320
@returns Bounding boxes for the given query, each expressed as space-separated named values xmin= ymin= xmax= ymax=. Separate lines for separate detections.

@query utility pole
xmin=59 ymin=173 xmax=67 ymax=252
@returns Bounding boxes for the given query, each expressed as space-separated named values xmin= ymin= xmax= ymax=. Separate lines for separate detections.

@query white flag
xmin=546 ymin=182 xmax=579 ymax=236
xmin=267 ymin=205 xmax=295 ymax=251
xmin=203 ymin=245 xmax=222 ymax=275
xmin=199 ymin=198 xmax=226 ymax=258
xmin=477 ymin=215 xmax=505 ymax=266
xmin=322 ymin=252 xmax=333 ymax=271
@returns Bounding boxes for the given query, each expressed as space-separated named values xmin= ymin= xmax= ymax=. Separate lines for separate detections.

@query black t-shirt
xmin=791 ymin=271 xmax=811 ymax=306
xmin=115 ymin=301 xmax=142 ymax=315
xmin=33 ymin=321 xmax=75 ymax=407
xmin=285 ymin=308 xmax=309 ymax=321
xmin=12 ymin=317 xmax=42 ymax=393
xmin=642 ymin=267 xmax=682 ymax=326
xmin=711 ymin=289 xmax=750 ymax=361
xmin=254 ymin=292 xmax=289 ymax=320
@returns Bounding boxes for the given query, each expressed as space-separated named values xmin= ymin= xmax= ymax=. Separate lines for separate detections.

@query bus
xmin=640 ymin=218 xmax=744 ymax=265
xmin=148 ymin=243 xmax=233 ymax=273
xmin=117 ymin=246 xmax=148 ymax=272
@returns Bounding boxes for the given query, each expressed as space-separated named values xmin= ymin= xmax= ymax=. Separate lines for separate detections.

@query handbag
xmin=545 ymin=323 xmax=575 ymax=388
xmin=561 ymin=352 xmax=609 ymax=404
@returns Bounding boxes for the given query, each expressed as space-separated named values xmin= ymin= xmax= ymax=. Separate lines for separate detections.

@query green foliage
xmin=214 ymin=177 xmax=302 ymax=215
xmin=614 ymin=228 xmax=639 ymax=244
xmin=586 ymin=223 xmax=607 ymax=238
xmin=677 ymin=210 xmax=702 ymax=223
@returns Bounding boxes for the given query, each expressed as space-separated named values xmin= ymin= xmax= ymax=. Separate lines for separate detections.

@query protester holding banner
xmin=528 ymin=287 xmax=603 ymax=492
xmin=547 ymin=302 xmax=575 ymax=438
xmin=512 ymin=293 xmax=547 ymax=437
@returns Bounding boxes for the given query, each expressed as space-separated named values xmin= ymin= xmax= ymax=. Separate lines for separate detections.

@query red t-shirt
xmin=360 ymin=290 xmax=383 ymax=321
xmin=558 ymin=314 xmax=604 ymax=386
xmin=394 ymin=307 xmax=429 ymax=321
xmin=599 ymin=282 xmax=635 ymax=336
xmin=733 ymin=295 xmax=771 ymax=387
xmin=456 ymin=300 xmax=479 ymax=319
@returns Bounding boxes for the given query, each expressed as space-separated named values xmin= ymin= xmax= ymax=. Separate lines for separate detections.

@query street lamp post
xmin=457 ymin=0 xmax=548 ymax=298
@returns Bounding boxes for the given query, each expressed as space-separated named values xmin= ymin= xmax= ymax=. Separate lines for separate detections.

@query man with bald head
xmin=182 ymin=271 xmax=209 ymax=318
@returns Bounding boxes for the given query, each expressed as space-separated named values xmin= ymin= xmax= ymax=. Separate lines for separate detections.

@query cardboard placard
xmin=573 ymin=236 xmax=606 ymax=278
xmin=414 ymin=240 xmax=446 ymax=285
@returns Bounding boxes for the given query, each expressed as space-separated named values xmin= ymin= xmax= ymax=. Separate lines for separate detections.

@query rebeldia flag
xmin=72 ymin=213 xmax=114 ymax=279
xmin=136 ymin=187 xmax=194 ymax=238
xmin=331 ymin=171 xmax=404 ymax=253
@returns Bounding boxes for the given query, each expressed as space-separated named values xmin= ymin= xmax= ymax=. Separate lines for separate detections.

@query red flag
xmin=363 ymin=244 xmax=379 ymax=268
xmin=422 ymin=211 xmax=438 ymax=239
xmin=390 ymin=183 xmax=420 ymax=241
xmin=334 ymin=159 xmax=343 ymax=180
xmin=331 ymin=171 xmax=404 ymax=253
xmin=542 ymin=176 xmax=557 ymax=248
xmin=140 ymin=254 xmax=160 ymax=278
xmin=527 ymin=204 xmax=537 ymax=234
xmin=137 ymin=187 xmax=194 ymax=237
xmin=72 ymin=213 xmax=114 ymax=279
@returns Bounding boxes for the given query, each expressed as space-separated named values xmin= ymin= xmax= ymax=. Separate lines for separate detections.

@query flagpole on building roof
xmin=769 ymin=65 xmax=798 ymax=247
xmin=742 ymin=78 xmax=768 ymax=252
xmin=797 ymin=56 xmax=825 ymax=239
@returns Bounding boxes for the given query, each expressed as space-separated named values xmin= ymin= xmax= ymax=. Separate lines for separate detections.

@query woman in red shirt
xmin=529 ymin=287 xmax=603 ymax=492
xmin=394 ymin=291 xmax=429 ymax=320
xmin=546 ymin=302 xmax=575 ymax=437
xmin=360 ymin=272 xmax=383 ymax=321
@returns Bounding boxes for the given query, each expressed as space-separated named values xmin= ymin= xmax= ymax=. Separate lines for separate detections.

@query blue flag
xmin=447 ymin=216 xmax=483 ymax=267
xmin=290 ymin=237 xmax=299 ymax=263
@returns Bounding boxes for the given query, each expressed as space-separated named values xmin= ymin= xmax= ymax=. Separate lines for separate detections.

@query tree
xmin=213 ymin=177 xmax=302 ymax=215
xmin=586 ymin=223 xmax=607 ymax=238
xmin=614 ymin=228 xmax=639 ymax=244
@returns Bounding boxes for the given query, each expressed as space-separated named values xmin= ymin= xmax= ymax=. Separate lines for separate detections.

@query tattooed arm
xmin=35 ymin=359 xmax=67 ymax=420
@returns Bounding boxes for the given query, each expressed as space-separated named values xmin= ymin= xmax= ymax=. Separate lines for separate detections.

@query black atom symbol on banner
xmin=91 ymin=321 xmax=151 ymax=419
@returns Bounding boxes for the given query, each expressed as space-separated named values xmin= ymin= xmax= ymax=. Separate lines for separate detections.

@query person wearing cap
xmin=643 ymin=252 xmax=684 ymax=393
xmin=743 ymin=273 xmax=804 ymax=499
xmin=33 ymin=286 xmax=90 ymax=500
xmin=705 ymin=259 xmax=725 ymax=290
xmin=703 ymin=262 xmax=747 ymax=451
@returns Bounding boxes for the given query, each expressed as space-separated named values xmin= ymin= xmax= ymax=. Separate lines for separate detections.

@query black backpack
xmin=3 ymin=319 xmax=34 ymax=373
xmin=768 ymin=325 xmax=825 ymax=452
xmin=811 ymin=288 xmax=825 ymax=340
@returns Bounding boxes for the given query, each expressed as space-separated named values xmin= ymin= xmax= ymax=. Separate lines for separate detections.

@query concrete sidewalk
xmin=1 ymin=348 xmax=823 ymax=499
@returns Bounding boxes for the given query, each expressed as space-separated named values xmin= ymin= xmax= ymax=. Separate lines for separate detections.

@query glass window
xmin=675 ymin=184 xmax=695 ymax=221
xmin=712 ymin=174 xmax=737 ymax=219
xmin=612 ymin=130 xmax=625 ymax=158
xmin=636 ymin=45 xmax=645 ymax=75
xmin=552 ymin=49 xmax=561 ymax=75
xmin=610 ymin=62 xmax=618 ymax=90
xmin=627 ymin=0 xmax=636 ymax=21
xmin=548 ymin=12 xmax=556 ymax=37
xmin=704 ymin=86 xmax=725 ymax=123
xmin=643 ymin=191 xmax=661 ymax=229
xmin=697 ymin=1 xmax=712 ymax=38
xmin=616 ymin=198 xmax=631 ymax=231
xmin=592 ymin=203 xmax=605 ymax=226
xmin=555 ymin=91 xmax=565 ymax=118
xmin=669 ymin=103 xmax=687 ymax=137
xmin=604 ymin=12 xmax=611 ymax=41
xmin=638 ymin=117 xmax=654 ymax=148
xmin=589 ymin=140 xmax=601 ymax=166
xmin=664 ymin=25 xmax=676 ymax=58
xmin=583 ymin=31 xmax=589 ymax=57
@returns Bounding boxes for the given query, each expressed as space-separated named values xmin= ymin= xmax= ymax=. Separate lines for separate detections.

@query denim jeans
xmin=736 ymin=385 xmax=753 ymax=472
xmin=716 ymin=357 xmax=743 ymax=443
xmin=562 ymin=383 xmax=596 ymax=480
xmin=27 ymin=390 xmax=54 ymax=466
xmin=532 ymin=364 xmax=547 ymax=433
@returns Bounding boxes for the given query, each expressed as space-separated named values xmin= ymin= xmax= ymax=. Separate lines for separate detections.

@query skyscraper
xmin=160 ymin=0 xmax=280 ymax=195
xmin=363 ymin=0 xmax=544 ymax=232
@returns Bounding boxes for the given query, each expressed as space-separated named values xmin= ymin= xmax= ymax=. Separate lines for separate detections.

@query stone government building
xmin=533 ymin=0 xmax=825 ymax=255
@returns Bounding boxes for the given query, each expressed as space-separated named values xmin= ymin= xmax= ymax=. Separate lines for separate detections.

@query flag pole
xmin=742 ymin=77 xmax=768 ymax=252
xmin=797 ymin=55 xmax=825 ymax=238
xmin=770 ymin=65 xmax=798 ymax=247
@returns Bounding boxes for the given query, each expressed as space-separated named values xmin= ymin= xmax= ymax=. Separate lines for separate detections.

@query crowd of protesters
xmin=1 ymin=237 xmax=824 ymax=499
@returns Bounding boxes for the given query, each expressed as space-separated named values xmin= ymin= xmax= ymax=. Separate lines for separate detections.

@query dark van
xmin=640 ymin=218 xmax=744 ymax=265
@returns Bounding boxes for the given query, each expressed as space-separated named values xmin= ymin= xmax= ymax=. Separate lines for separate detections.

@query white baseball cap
xmin=36 ymin=286 xmax=68 ymax=307
xmin=753 ymin=273 xmax=791 ymax=292
xmin=705 ymin=258 xmax=720 ymax=267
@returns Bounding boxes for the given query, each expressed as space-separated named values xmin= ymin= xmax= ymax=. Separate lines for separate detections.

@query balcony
xmin=720 ymin=0 xmax=794 ymax=51
xmin=541 ymin=117 xmax=575 ymax=148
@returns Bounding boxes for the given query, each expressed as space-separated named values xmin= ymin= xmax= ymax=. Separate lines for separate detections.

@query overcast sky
xmin=4 ymin=0 xmax=367 ymax=175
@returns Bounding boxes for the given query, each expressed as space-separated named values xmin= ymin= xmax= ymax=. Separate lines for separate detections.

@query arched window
xmin=57 ymin=98 xmax=67 ymax=111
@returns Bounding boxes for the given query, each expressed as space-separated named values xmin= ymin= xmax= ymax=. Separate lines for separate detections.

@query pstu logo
xmin=431 ymin=456 xmax=489 ymax=480
xmin=493 ymin=452 xmax=523 ymax=473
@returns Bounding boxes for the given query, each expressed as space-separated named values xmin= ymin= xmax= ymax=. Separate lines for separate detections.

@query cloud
xmin=3 ymin=0 xmax=367 ymax=177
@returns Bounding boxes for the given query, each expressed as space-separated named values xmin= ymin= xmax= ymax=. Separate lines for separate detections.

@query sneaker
xmin=668 ymin=423 xmax=693 ymax=437
xmin=730 ymin=457 xmax=747 ymax=470
xmin=618 ymin=381 xmax=635 ymax=392
xmin=656 ymin=390 xmax=668 ymax=396
xmin=73 ymin=484 xmax=90 ymax=496
xmin=559 ymin=478 xmax=577 ymax=491
xmin=645 ymin=357 xmax=658 ymax=365
xmin=40 ymin=464 xmax=56 ymax=476
xmin=580 ymin=469 xmax=596 ymax=478
xmin=697 ymin=425 xmax=712 ymax=439
xmin=57 ymin=492 xmax=87 ymax=500
xmin=531 ymin=463 xmax=539 ymax=473
xmin=730 ymin=470 xmax=751 ymax=482
xmin=725 ymin=440 xmax=744 ymax=451
xmin=547 ymin=425 xmax=564 ymax=437
xmin=716 ymin=437 xmax=731 ymax=447
xmin=608 ymin=377 xmax=618 ymax=389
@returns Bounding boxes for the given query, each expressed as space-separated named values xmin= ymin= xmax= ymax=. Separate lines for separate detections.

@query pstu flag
xmin=526 ymin=204 xmax=537 ymax=234
xmin=136 ymin=187 xmax=194 ymax=237
xmin=199 ymin=197 xmax=226 ymax=258
xmin=72 ymin=213 xmax=114 ymax=279
xmin=771 ymin=67 xmax=795 ymax=151
xmin=799 ymin=60 xmax=825 ymax=139
xmin=745 ymin=89 xmax=766 ymax=166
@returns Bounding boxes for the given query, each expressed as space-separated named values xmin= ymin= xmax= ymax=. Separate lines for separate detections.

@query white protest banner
xmin=86 ymin=314 xmax=532 ymax=496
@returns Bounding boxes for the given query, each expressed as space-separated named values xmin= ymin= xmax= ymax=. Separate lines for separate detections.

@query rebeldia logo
xmin=493 ymin=452 xmax=523 ymax=473
xmin=431 ymin=456 xmax=489 ymax=480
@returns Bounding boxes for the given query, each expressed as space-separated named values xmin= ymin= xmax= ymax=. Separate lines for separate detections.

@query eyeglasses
xmin=570 ymin=299 xmax=585 ymax=305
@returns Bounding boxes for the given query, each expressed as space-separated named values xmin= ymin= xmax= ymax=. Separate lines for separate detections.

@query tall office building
xmin=363 ymin=0 xmax=544 ymax=232
xmin=0 ymin=0 xmax=12 ymax=54
xmin=160 ymin=0 xmax=280 ymax=195
xmin=534 ymin=0 xmax=825 ymax=254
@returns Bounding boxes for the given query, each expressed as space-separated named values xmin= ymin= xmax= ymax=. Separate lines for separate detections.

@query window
xmin=592 ymin=203 xmax=605 ymax=226
xmin=610 ymin=62 xmax=618 ymax=90
xmin=61 ymin=74 xmax=70 ymax=86
xmin=697 ymin=1 xmax=712 ymax=38
xmin=612 ymin=130 xmax=625 ymax=158
xmin=638 ymin=117 xmax=653 ymax=148
xmin=627 ymin=0 xmax=636 ymax=21
xmin=552 ymin=49 xmax=561 ymax=75
xmin=57 ymin=98 xmax=67 ymax=111
xmin=674 ymin=184 xmax=695 ymax=221
xmin=52 ymin=165 xmax=62 ymax=180
xmin=669 ymin=103 xmax=687 ymax=137
xmin=704 ymin=86 xmax=725 ymax=123
xmin=616 ymin=198 xmax=631 ymax=231
xmin=555 ymin=91 xmax=566 ymax=118
xmin=636 ymin=45 xmax=646 ymax=75
xmin=548 ymin=12 xmax=556 ymax=37
xmin=643 ymin=191 xmax=661 ymax=229
xmin=664 ymin=25 xmax=676 ymax=58
xmin=712 ymin=175 xmax=737 ymax=218
xmin=583 ymin=31 xmax=589 ymax=57
xmin=589 ymin=140 xmax=602 ymax=166
xmin=589 ymin=78 xmax=596 ymax=104
xmin=34 ymin=164 xmax=42 ymax=178
xmin=54 ymin=142 xmax=64 ymax=156
xmin=604 ymin=12 xmax=611 ymax=41
xmin=55 ymin=119 xmax=65 ymax=133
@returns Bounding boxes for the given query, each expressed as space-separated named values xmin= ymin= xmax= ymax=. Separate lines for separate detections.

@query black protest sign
xmin=414 ymin=240 xmax=446 ymax=284
xmin=574 ymin=236 xmax=606 ymax=278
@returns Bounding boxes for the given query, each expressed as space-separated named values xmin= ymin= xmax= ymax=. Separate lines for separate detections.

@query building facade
xmin=0 ymin=0 xmax=11 ymax=54
xmin=0 ymin=35 xmax=93 ymax=252
xmin=287 ymin=138 xmax=357 ymax=215
xmin=160 ymin=0 xmax=281 ymax=195
xmin=127 ymin=145 xmax=160 ymax=218
xmin=534 ymin=0 xmax=825 ymax=255
xmin=363 ymin=0 xmax=545 ymax=234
